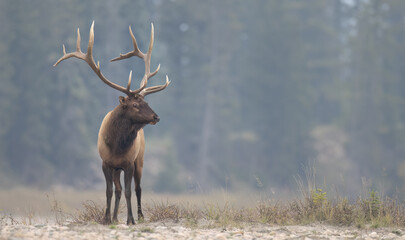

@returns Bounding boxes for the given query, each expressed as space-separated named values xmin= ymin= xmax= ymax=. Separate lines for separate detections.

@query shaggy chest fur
xmin=104 ymin=114 xmax=140 ymax=156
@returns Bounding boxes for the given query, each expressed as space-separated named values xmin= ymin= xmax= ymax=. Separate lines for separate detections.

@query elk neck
xmin=104 ymin=107 xmax=144 ymax=156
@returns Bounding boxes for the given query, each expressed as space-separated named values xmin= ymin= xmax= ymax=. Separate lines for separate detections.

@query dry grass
xmin=47 ymin=193 xmax=68 ymax=225
xmin=0 ymin=211 xmax=19 ymax=225
xmin=71 ymin=200 xmax=105 ymax=224
xmin=139 ymin=192 xmax=405 ymax=228
xmin=0 ymin=186 xmax=404 ymax=228
xmin=145 ymin=200 xmax=181 ymax=222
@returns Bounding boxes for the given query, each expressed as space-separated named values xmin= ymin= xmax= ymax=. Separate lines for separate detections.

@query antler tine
xmin=140 ymin=75 xmax=171 ymax=97
xmin=144 ymin=23 xmax=161 ymax=79
xmin=127 ymin=70 xmax=133 ymax=91
xmin=110 ymin=25 xmax=144 ymax=62
xmin=87 ymin=21 xmax=95 ymax=58
xmin=76 ymin=28 xmax=81 ymax=52
xmin=129 ymin=26 xmax=141 ymax=56
xmin=53 ymin=27 xmax=86 ymax=67
xmin=144 ymin=23 xmax=154 ymax=76
xmin=54 ymin=21 xmax=131 ymax=96
xmin=139 ymin=64 xmax=160 ymax=88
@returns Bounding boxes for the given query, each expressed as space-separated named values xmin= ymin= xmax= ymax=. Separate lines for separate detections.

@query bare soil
xmin=1 ymin=221 xmax=404 ymax=239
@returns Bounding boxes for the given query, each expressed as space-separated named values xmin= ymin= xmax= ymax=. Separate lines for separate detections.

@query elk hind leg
xmin=102 ymin=164 xmax=113 ymax=225
xmin=112 ymin=169 xmax=122 ymax=223
xmin=134 ymin=163 xmax=144 ymax=220
xmin=124 ymin=165 xmax=135 ymax=225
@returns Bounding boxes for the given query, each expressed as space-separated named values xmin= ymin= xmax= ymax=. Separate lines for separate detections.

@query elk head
xmin=118 ymin=95 xmax=160 ymax=126
xmin=53 ymin=21 xmax=170 ymax=126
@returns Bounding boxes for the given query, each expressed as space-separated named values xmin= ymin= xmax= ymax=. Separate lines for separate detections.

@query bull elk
xmin=54 ymin=21 xmax=170 ymax=224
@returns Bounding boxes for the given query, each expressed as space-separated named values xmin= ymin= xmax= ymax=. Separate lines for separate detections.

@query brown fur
xmin=103 ymin=109 xmax=142 ymax=156
xmin=98 ymin=96 xmax=158 ymax=224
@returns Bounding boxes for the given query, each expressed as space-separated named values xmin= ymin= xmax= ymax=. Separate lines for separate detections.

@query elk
xmin=54 ymin=21 xmax=170 ymax=225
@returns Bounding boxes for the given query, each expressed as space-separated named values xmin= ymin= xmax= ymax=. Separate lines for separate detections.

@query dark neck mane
xmin=105 ymin=110 xmax=143 ymax=155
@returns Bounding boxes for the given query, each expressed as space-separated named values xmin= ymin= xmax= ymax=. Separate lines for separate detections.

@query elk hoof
xmin=138 ymin=212 xmax=144 ymax=221
xmin=102 ymin=217 xmax=112 ymax=225
xmin=127 ymin=217 xmax=135 ymax=225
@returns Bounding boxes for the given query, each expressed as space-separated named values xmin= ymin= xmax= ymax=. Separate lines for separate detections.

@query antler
xmin=54 ymin=21 xmax=170 ymax=97
xmin=54 ymin=21 xmax=134 ymax=96
xmin=111 ymin=23 xmax=170 ymax=97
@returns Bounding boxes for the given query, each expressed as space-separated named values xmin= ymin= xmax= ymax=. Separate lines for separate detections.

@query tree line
xmin=1 ymin=0 xmax=405 ymax=197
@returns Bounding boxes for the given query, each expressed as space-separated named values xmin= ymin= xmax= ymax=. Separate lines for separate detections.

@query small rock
xmin=214 ymin=233 xmax=227 ymax=240
xmin=383 ymin=233 xmax=398 ymax=239
xmin=116 ymin=224 xmax=129 ymax=230
xmin=58 ymin=226 xmax=69 ymax=231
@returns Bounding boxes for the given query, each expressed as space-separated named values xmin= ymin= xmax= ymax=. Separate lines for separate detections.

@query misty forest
xmin=1 ymin=0 xmax=405 ymax=198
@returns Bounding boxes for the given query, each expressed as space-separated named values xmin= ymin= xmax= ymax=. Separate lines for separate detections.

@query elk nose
xmin=153 ymin=115 xmax=160 ymax=123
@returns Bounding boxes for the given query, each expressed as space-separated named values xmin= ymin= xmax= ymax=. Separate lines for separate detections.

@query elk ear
xmin=119 ymin=96 xmax=126 ymax=105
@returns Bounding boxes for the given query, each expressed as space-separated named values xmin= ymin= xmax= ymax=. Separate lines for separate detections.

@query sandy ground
xmin=1 ymin=221 xmax=405 ymax=239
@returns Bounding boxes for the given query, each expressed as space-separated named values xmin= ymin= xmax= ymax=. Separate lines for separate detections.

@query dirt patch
xmin=1 ymin=222 xmax=404 ymax=239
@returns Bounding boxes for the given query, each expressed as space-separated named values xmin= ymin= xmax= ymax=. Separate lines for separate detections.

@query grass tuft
xmin=47 ymin=193 xmax=68 ymax=225
xmin=145 ymin=200 xmax=181 ymax=222
xmin=0 ymin=211 xmax=19 ymax=225
xmin=72 ymin=200 xmax=105 ymax=224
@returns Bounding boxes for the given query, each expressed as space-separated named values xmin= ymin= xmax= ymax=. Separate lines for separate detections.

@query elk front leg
xmin=134 ymin=163 xmax=144 ymax=220
xmin=112 ymin=169 xmax=122 ymax=223
xmin=102 ymin=164 xmax=113 ymax=225
xmin=124 ymin=165 xmax=135 ymax=225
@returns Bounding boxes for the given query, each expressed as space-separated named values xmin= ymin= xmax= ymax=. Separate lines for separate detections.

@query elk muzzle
xmin=150 ymin=115 xmax=160 ymax=125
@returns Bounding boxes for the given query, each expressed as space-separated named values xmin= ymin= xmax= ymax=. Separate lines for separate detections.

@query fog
xmin=0 ymin=0 xmax=404 ymax=198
